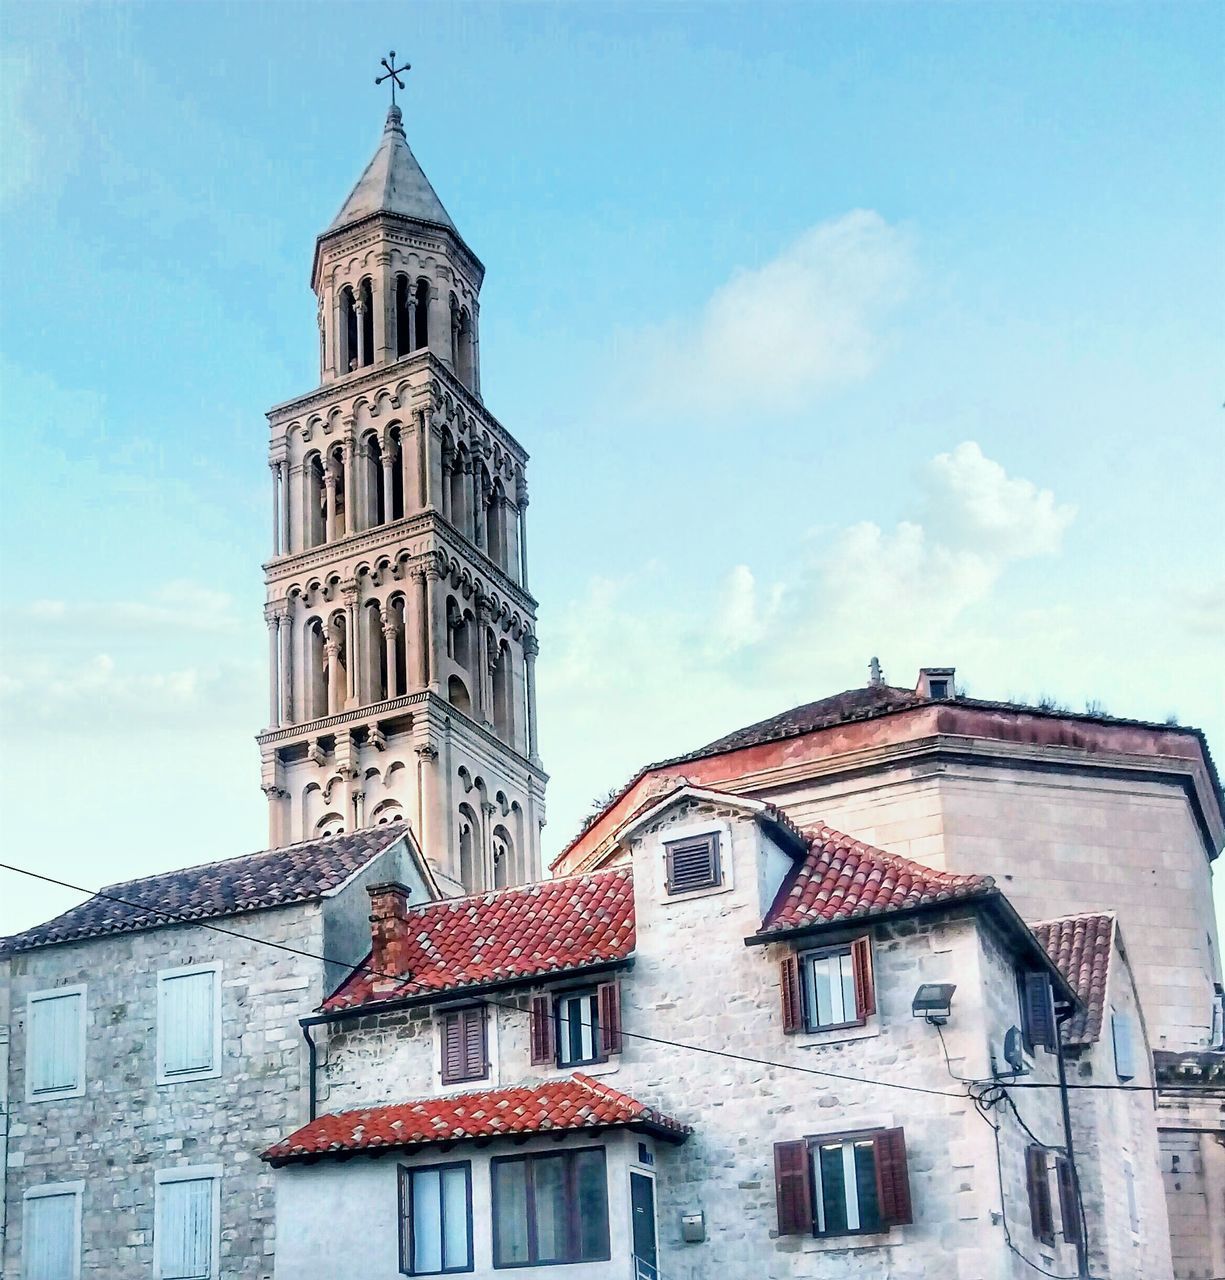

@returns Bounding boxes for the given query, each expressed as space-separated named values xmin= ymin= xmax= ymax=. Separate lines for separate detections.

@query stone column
xmin=450 ymin=299 xmax=460 ymax=371
xmin=424 ymin=560 xmax=444 ymax=692
xmin=415 ymin=743 xmax=441 ymax=870
xmin=317 ymin=297 xmax=329 ymax=381
xmin=279 ymin=461 xmax=291 ymax=555
xmin=279 ymin=602 xmax=294 ymax=724
xmin=471 ymin=463 xmax=485 ymax=551
xmin=343 ymin=583 xmax=360 ymax=706
xmin=324 ymin=462 xmax=338 ymax=543
xmin=265 ymin=605 xmax=281 ymax=727
xmin=471 ymin=307 xmax=481 ymax=398
xmin=404 ymin=421 xmax=422 ymax=516
xmin=373 ymin=258 xmax=390 ymax=362
xmin=406 ymin=287 xmax=417 ymax=352
xmin=523 ymin=633 xmax=540 ymax=761
xmin=455 ymin=456 xmax=471 ymax=540
xmin=354 ymin=296 xmax=368 ymax=367
xmin=325 ymin=639 xmax=341 ymax=715
xmin=518 ymin=488 xmax=530 ymax=591
xmin=429 ymin=288 xmax=450 ymax=366
xmin=343 ymin=433 xmax=357 ymax=533
xmin=270 ymin=462 xmax=281 ymax=557
xmin=382 ymin=436 xmax=397 ymax=522
xmin=382 ymin=609 xmax=400 ymax=699
xmin=475 ymin=598 xmax=494 ymax=722
xmin=424 ymin=409 xmax=441 ymax=511
xmin=504 ymin=502 xmax=520 ymax=585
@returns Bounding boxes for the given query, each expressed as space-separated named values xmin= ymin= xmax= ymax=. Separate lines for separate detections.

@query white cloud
xmin=14 ymin=580 xmax=244 ymax=634
xmin=633 ymin=211 xmax=915 ymax=416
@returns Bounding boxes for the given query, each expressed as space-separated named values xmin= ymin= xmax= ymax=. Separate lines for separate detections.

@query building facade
xmin=257 ymin=103 xmax=546 ymax=894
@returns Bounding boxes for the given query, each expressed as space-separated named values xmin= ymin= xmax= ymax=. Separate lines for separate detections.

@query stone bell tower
xmin=256 ymin=97 xmax=546 ymax=894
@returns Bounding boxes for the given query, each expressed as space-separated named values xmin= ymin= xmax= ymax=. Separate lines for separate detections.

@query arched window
xmin=363 ymin=600 xmax=386 ymax=703
xmin=359 ymin=278 xmax=374 ymax=368
xmin=387 ymin=594 xmax=408 ymax=696
xmin=364 ymin=433 xmax=385 ymax=527
xmin=306 ymin=618 xmax=328 ymax=719
xmin=388 ymin=425 xmax=405 ymax=521
xmin=446 ymin=597 xmax=462 ymax=661
xmin=371 ymin=800 xmax=404 ymax=826
xmin=414 ymin=279 xmax=430 ymax=350
xmin=448 ymin=675 xmax=472 ymax=717
xmin=304 ymin=454 xmax=325 ymax=549
xmin=457 ymin=308 xmax=475 ymax=389
xmin=493 ymin=641 xmax=513 ymax=741
xmin=458 ymin=803 xmax=480 ymax=892
xmin=493 ymin=824 xmax=514 ymax=890
xmin=449 ymin=445 xmax=468 ymax=531
xmin=329 ymin=612 xmax=349 ymax=714
xmin=339 ymin=286 xmax=357 ymax=373
xmin=394 ymin=274 xmax=412 ymax=358
xmin=486 ymin=479 xmax=505 ymax=567
xmin=316 ymin=812 xmax=345 ymax=838
xmin=328 ymin=444 xmax=347 ymax=538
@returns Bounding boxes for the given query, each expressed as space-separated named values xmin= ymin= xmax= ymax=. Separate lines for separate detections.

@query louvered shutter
xmin=1111 ymin=1011 xmax=1136 ymax=1081
xmin=773 ymin=1140 xmax=813 ymax=1235
xmin=29 ymin=993 xmax=81 ymax=1094
xmin=1025 ymin=1145 xmax=1054 ymax=1244
xmin=780 ymin=956 xmax=804 ymax=1034
xmin=665 ymin=836 xmax=720 ymax=894
xmin=158 ymin=1177 xmax=214 ymax=1279
xmin=598 ymin=980 xmax=623 ymax=1055
xmin=529 ymin=994 xmax=555 ymax=1065
xmin=1055 ymin=1155 xmax=1082 ymax=1245
xmin=463 ymin=1007 xmax=487 ymax=1078
xmin=1023 ymin=973 xmax=1057 ymax=1053
xmin=24 ymin=1191 xmax=76 ymax=1280
xmin=161 ymin=971 xmax=215 ymax=1076
xmin=873 ymin=1127 xmax=913 ymax=1226
xmin=441 ymin=1012 xmax=464 ymax=1084
xmin=851 ymin=936 xmax=876 ymax=1018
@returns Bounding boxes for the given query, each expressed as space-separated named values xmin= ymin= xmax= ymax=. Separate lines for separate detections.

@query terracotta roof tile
xmin=325 ymin=867 xmax=635 ymax=1011
xmin=1032 ymin=913 xmax=1116 ymax=1045
xmin=1 ymin=826 xmax=408 ymax=954
xmin=757 ymin=823 xmax=992 ymax=936
xmin=261 ymin=1074 xmax=689 ymax=1165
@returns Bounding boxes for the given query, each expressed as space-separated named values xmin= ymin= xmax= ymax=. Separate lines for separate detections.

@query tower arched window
xmin=364 ymin=433 xmax=385 ymax=526
xmin=388 ymin=425 xmax=405 ymax=521
xmin=448 ymin=674 xmax=472 ymax=717
xmin=358 ymin=278 xmax=375 ymax=368
xmin=339 ymin=286 xmax=358 ymax=373
xmin=449 ymin=446 xmax=468 ymax=533
xmin=328 ymin=444 xmax=347 ymax=538
xmin=329 ymin=611 xmax=349 ymax=714
xmin=306 ymin=618 xmax=328 ymax=720
xmin=493 ymin=823 xmax=515 ymax=889
xmin=414 ymin=279 xmax=430 ymax=351
xmin=394 ymin=274 xmax=412 ymax=358
xmin=458 ymin=803 xmax=481 ymax=892
xmin=387 ymin=594 xmax=408 ymax=696
xmin=493 ymin=641 xmax=513 ymax=742
xmin=486 ymin=479 xmax=505 ymax=568
xmin=457 ymin=308 xmax=475 ymax=390
xmin=362 ymin=600 xmax=386 ymax=704
xmin=304 ymin=454 xmax=326 ymax=549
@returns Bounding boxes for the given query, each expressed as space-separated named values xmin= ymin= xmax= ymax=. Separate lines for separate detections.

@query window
xmin=781 ymin=938 xmax=875 ymax=1034
xmin=491 ymin=1147 xmax=610 ymax=1268
xmin=440 ymin=1007 xmax=487 ymax=1086
xmin=157 ymin=964 xmax=221 ymax=1085
xmin=530 ymin=982 xmax=622 ymax=1068
xmin=1055 ymin=1155 xmax=1082 ymax=1245
xmin=664 ymin=834 xmax=721 ymax=895
xmin=399 ymin=1162 xmax=473 ymax=1275
xmin=154 ymin=1167 xmax=220 ymax=1280
xmin=1018 ymin=970 xmax=1056 ymax=1053
xmin=927 ymin=678 xmax=950 ymax=699
xmin=1111 ymin=1010 xmax=1136 ymax=1081
xmin=26 ymin=986 xmax=86 ymax=1102
xmin=22 ymin=1182 xmax=82 ymax=1280
xmin=774 ymin=1130 xmax=912 ymax=1238
xmin=1025 ymin=1144 xmax=1055 ymax=1245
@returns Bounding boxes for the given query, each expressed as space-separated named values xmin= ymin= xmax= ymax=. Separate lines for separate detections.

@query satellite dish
xmin=1003 ymin=1026 xmax=1025 ymax=1074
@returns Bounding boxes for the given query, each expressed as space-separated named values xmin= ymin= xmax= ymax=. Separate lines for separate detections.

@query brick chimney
xmin=366 ymin=881 xmax=413 ymax=982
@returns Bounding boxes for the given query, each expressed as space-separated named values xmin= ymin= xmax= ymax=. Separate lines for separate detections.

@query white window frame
xmin=25 ymin=985 xmax=87 ymax=1104
xmin=156 ymin=963 xmax=222 ymax=1086
xmin=22 ymin=1181 xmax=84 ymax=1280
xmin=154 ymin=1165 xmax=222 ymax=1280
xmin=556 ymin=989 xmax=601 ymax=1068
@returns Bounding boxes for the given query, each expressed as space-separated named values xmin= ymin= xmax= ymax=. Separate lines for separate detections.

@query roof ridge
xmin=804 ymin=822 xmax=989 ymax=886
xmin=1031 ymin=909 xmax=1117 ymax=928
xmin=403 ymin=864 xmax=632 ymax=917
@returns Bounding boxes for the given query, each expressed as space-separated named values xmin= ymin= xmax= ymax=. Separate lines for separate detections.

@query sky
xmin=0 ymin=1 xmax=1222 ymax=938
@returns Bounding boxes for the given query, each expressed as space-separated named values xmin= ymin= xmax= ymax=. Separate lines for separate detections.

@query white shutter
xmin=29 ymin=993 xmax=81 ymax=1095
xmin=158 ymin=1177 xmax=214 ymax=1279
xmin=23 ymin=1191 xmax=77 ymax=1280
xmin=1111 ymin=1011 xmax=1136 ymax=1082
xmin=161 ymin=971 xmax=215 ymax=1077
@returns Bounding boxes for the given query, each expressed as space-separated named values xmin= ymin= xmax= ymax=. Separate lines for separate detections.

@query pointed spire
xmin=326 ymin=106 xmax=456 ymax=235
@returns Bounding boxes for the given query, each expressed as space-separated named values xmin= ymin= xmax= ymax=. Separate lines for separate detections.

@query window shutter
xmin=1023 ymin=973 xmax=1057 ymax=1053
xmin=873 ymin=1127 xmax=914 ymax=1226
xmin=158 ymin=1177 xmax=214 ymax=1278
xmin=1111 ymin=1011 xmax=1136 ymax=1081
xmin=25 ymin=1193 xmax=77 ymax=1279
xmin=780 ymin=956 xmax=803 ymax=1034
xmin=529 ymin=994 xmax=555 ymax=1065
xmin=1025 ymin=1144 xmax=1055 ymax=1244
xmin=441 ymin=1012 xmax=464 ymax=1085
xmin=665 ymin=836 xmax=720 ymax=894
xmin=29 ymin=993 xmax=81 ymax=1093
xmin=598 ymin=981 xmax=623 ymax=1056
xmin=1055 ymin=1155 xmax=1082 ymax=1245
xmin=463 ymin=1006 xmax=487 ymax=1078
xmin=773 ymin=1140 xmax=813 ymax=1235
xmin=851 ymin=936 xmax=876 ymax=1018
xmin=161 ymin=970 xmax=215 ymax=1075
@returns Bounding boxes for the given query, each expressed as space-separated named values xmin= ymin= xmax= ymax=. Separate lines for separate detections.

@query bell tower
xmin=257 ymin=91 xmax=546 ymax=894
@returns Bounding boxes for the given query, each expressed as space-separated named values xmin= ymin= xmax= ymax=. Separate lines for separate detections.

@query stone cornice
xmin=312 ymin=209 xmax=485 ymax=291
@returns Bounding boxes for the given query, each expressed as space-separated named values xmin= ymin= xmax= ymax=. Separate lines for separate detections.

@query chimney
xmin=366 ymin=881 xmax=412 ymax=976
xmin=868 ymin=657 xmax=885 ymax=688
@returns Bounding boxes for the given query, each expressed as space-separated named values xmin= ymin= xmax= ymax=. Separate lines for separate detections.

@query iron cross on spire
xmin=376 ymin=51 xmax=411 ymax=108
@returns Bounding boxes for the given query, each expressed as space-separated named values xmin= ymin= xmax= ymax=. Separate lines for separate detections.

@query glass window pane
xmin=533 ymin=1155 xmax=568 ymax=1263
xmin=812 ymin=957 xmax=834 ymax=1027
xmin=441 ymin=1166 xmax=470 ymax=1270
xmin=493 ymin=1161 xmax=530 ymax=1266
xmin=839 ymin=953 xmax=857 ymax=1023
xmin=412 ymin=1169 xmax=443 ymax=1274
xmin=841 ymin=1142 xmax=860 ymax=1231
xmin=818 ymin=1144 xmax=848 ymax=1235
xmin=854 ymin=1142 xmax=881 ymax=1233
xmin=574 ymin=1149 xmax=610 ymax=1262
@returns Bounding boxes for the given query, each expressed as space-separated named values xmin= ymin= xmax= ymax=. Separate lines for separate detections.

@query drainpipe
xmin=1054 ymin=1010 xmax=1090 ymax=1278
xmin=302 ymin=1021 xmax=319 ymax=1121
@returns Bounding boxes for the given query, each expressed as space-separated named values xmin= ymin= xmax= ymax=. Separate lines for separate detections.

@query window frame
xmin=22 ymin=1181 xmax=84 ymax=1280
xmin=153 ymin=1165 xmax=222 ymax=1280
xmin=156 ymin=962 xmax=223 ymax=1087
xmin=438 ymin=1005 xmax=489 ymax=1087
xmin=398 ymin=1160 xmax=474 ymax=1276
xmin=663 ymin=832 xmax=722 ymax=896
xmin=553 ymin=988 xmax=604 ymax=1069
xmin=25 ymin=984 xmax=88 ymax=1104
xmin=809 ymin=1128 xmax=886 ymax=1239
xmin=490 ymin=1145 xmax=611 ymax=1269
xmin=792 ymin=938 xmax=875 ymax=1034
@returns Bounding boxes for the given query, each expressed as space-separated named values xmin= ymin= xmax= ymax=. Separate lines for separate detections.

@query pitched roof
xmin=324 ymin=867 xmax=635 ymax=1011
xmin=327 ymin=106 xmax=456 ymax=235
xmin=261 ymin=1074 xmax=690 ymax=1165
xmin=0 ymin=826 xmax=408 ymax=955
xmin=1032 ymin=913 xmax=1116 ymax=1045
xmin=756 ymin=823 xmax=992 ymax=937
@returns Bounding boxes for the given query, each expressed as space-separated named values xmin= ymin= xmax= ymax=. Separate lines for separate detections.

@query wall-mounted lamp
xmin=912 ymin=982 xmax=956 ymax=1025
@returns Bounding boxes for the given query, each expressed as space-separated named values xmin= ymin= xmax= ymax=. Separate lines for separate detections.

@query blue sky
xmin=1 ymin=1 xmax=1222 ymax=936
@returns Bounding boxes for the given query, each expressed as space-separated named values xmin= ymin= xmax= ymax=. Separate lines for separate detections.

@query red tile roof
xmin=324 ymin=867 xmax=635 ymax=1011
xmin=261 ymin=1074 xmax=690 ymax=1165
xmin=1 ymin=826 xmax=409 ymax=954
xmin=1032 ymin=913 xmax=1116 ymax=1045
xmin=756 ymin=824 xmax=992 ymax=937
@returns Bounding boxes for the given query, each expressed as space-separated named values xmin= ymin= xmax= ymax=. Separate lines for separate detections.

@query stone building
xmin=257 ymin=102 xmax=546 ymax=891
xmin=262 ymin=784 xmax=1172 ymax=1278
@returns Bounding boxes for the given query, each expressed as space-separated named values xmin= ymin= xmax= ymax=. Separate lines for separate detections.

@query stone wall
xmin=1159 ymin=1090 xmax=1225 ymax=1280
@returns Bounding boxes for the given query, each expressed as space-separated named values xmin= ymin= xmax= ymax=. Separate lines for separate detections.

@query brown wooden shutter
xmin=851 ymin=935 xmax=876 ymax=1018
xmin=441 ymin=1011 xmax=464 ymax=1084
xmin=1023 ymin=973 xmax=1057 ymax=1052
xmin=529 ymin=994 xmax=555 ymax=1065
xmin=1025 ymin=1144 xmax=1055 ymax=1244
xmin=773 ymin=1140 xmax=813 ymax=1235
xmin=873 ymin=1127 xmax=913 ymax=1226
xmin=598 ymin=980 xmax=623 ymax=1056
xmin=780 ymin=956 xmax=804 ymax=1034
xmin=463 ymin=1006 xmax=487 ymax=1079
xmin=1055 ymin=1155 xmax=1082 ymax=1245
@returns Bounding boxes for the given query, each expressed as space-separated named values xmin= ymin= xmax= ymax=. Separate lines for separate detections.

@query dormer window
xmin=928 ymin=678 xmax=949 ymax=700
xmin=916 ymin=667 xmax=956 ymax=700
xmin=664 ymin=834 xmax=721 ymax=895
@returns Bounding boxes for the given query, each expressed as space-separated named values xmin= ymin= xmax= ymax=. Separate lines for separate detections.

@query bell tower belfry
xmin=257 ymin=90 xmax=546 ymax=894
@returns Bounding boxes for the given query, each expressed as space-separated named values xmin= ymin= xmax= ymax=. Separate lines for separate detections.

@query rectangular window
xmin=26 ymin=987 xmax=86 ymax=1102
xmin=155 ymin=1168 xmax=220 ymax=1280
xmin=790 ymin=938 xmax=875 ymax=1033
xmin=555 ymin=990 xmax=601 ymax=1068
xmin=664 ymin=834 xmax=721 ymax=895
xmin=492 ymin=1147 xmax=610 ymax=1268
xmin=157 ymin=965 xmax=220 ymax=1084
xmin=1111 ymin=1010 xmax=1136 ymax=1082
xmin=1025 ymin=1144 xmax=1055 ymax=1245
xmin=440 ymin=1007 xmax=487 ymax=1086
xmin=22 ymin=1183 xmax=82 ymax=1280
xmin=399 ymin=1162 xmax=473 ymax=1275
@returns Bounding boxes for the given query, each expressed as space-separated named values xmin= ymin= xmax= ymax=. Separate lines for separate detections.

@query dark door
xmin=630 ymin=1171 xmax=657 ymax=1278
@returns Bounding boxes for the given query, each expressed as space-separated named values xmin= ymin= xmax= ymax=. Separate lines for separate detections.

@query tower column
xmin=325 ymin=639 xmax=341 ymax=715
xmin=523 ymin=633 xmax=540 ymax=762
xmin=279 ymin=461 xmax=291 ymax=554
xmin=410 ymin=565 xmax=429 ymax=690
xmin=423 ymin=410 xmax=441 ymax=510
xmin=382 ymin=610 xmax=400 ymax=699
xmin=343 ymin=432 xmax=357 ymax=533
xmin=471 ymin=461 xmax=485 ymax=551
xmin=424 ymin=559 xmax=444 ymax=692
xmin=343 ymin=582 xmax=360 ymax=706
xmin=265 ymin=605 xmax=281 ymax=727
xmin=373 ymin=257 xmax=391 ymax=362
xmin=382 ymin=444 xmax=397 ymax=525
xmin=517 ymin=484 xmax=531 ymax=591
xmin=324 ymin=462 xmax=338 ymax=543
xmin=355 ymin=296 xmax=369 ymax=367
xmin=270 ymin=462 xmax=281 ymax=557
xmin=279 ymin=601 xmax=294 ymax=724
xmin=403 ymin=422 xmax=421 ymax=516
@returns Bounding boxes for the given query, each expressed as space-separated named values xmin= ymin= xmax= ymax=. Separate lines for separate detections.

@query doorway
xmin=630 ymin=1170 xmax=658 ymax=1279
